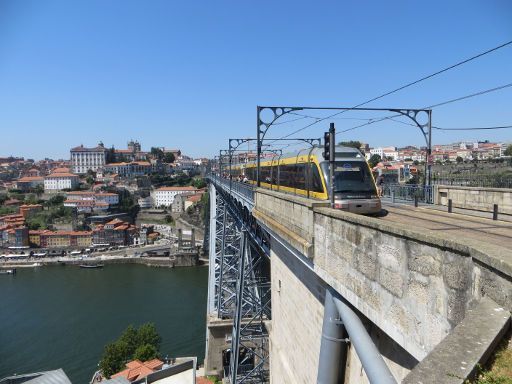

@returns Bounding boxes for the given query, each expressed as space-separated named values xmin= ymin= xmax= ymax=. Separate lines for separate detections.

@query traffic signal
xmin=323 ymin=123 xmax=335 ymax=161
xmin=323 ymin=131 xmax=331 ymax=160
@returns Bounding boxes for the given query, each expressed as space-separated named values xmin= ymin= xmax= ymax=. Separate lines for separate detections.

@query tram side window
xmin=295 ymin=163 xmax=306 ymax=190
xmin=246 ymin=167 xmax=255 ymax=180
xmin=261 ymin=166 xmax=271 ymax=183
xmin=310 ymin=163 xmax=324 ymax=193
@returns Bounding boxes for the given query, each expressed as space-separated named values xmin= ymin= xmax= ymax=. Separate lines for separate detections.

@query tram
xmin=230 ymin=145 xmax=381 ymax=215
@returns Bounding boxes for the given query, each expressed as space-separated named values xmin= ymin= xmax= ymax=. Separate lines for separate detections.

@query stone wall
xmin=268 ymin=233 xmax=417 ymax=383
xmin=253 ymin=188 xmax=512 ymax=381
xmin=269 ymin=246 xmax=324 ymax=383
xmin=434 ymin=185 xmax=512 ymax=215
xmin=254 ymin=188 xmax=329 ymax=257
xmin=313 ymin=207 xmax=512 ymax=361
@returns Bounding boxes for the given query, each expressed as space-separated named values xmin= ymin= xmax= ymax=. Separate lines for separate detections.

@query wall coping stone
xmin=313 ymin=207 xmax=512 ymax=281
xmin=436 ymin=185 xmax=512 ymax=193
xmin=403 ymin=297 xmax=511 ymax=384
xmin=254 ymin=187 xmax=331 ymax=209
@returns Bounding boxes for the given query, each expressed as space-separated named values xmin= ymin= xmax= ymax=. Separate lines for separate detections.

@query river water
xmin=0 ymin=264 xmax=208 ymax=383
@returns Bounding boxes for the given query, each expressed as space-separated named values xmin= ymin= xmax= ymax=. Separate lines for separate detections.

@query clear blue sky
xmin=0 ymin=0 xmax=511 ymax=160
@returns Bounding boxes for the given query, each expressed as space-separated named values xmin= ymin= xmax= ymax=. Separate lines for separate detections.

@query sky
xmin=0 ymin=0 xmax=511 ymax=160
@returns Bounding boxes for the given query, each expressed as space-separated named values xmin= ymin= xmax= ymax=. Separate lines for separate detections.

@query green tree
xmin=164 ymin=215 xmax=174 ymax=225
xmin=150 ymin=147 xmax=164 ymax=160
xmin=99 ymin=323 xmax=162 ymax=379
xmin=137 ymin=323 xmax=162 ymax=350
xmin=504 ymin=145 xmax=512 ymax=157
xmin=99 ymin=342 xmax=127 ymax=379
xmin=413 ymin=160 xmax=420 ymax=166
xmin=339 ymin=141 xmax=362 ymax=150
xmin=163 ymin=152 xmax=175 ymax=163
xmin=456 ymin=156 xmax=463 ymax=164
xmin=191 ymin=178 xmax=206 ymax=189
xmin=368 ymin=154 xmax=381 ymax=168
xmin=134 ymin=344 xmax=159 ymax=361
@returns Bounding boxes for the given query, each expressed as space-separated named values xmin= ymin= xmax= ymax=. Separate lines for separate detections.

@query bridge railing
xmin=207 ymin=173 xmax=255 ymax=203
xmin=382 ymin=183 xmax=434 ymax=204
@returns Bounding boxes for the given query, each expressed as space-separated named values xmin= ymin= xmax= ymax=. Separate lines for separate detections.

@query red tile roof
xmin=111 ymin=359 xmax=163 ymax=382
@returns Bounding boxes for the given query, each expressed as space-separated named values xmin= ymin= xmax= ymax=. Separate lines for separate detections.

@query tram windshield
xmin=321 ymin=161 xmax=377 ymax=197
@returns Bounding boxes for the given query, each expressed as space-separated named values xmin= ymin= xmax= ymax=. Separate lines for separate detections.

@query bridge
xmin=203 ymin=174 xmax=512 ymax=383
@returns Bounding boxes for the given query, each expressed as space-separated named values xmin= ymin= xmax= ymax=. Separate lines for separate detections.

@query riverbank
xmin=0 ymin=253 xmax=202 ymax=269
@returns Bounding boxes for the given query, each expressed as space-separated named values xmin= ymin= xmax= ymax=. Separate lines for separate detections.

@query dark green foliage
xmin=46 ymin=194 xmax=65 ymax=206
xmin=99 ymin=342 xmax=128 ymax=379
xmin=163 ymin=152 xmax=175 ymax=164
xmin=137 ymin=323 xmax=162 ymax=350
xmin=0 ymin=206 xmax=17 ymax=215
xmin=99 ymin=323 xmax=162 ymax=378
xmin=456 ymin=156 xmax=464 ymax=164
xmin=191 ymin=178 xmax=206 ymax=189
xmin=368 ymin=154 xmax=381 ymax=168
xmin=504 ymin=145 xmax=512 ymax=157
xmin=149 ymin=173 xmax=192 ymax=188
xmin=134 ymin=344 xmax=158 ymax=361
xmin=150 ymin=147 xmax=164 ymax=160
xmin=164 ymin=215 xmax=174 ymax=225
xmin=339 ymin=141 xmax=362 ymax=149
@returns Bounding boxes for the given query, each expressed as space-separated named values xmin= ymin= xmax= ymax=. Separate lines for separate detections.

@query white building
xmin=70 ymin=143 xmax=107 ymax=174
xmin=153 ymin=186 xmax=198 ymax=207
xmin=64 ymin=191 xmax=119 ymax=211
xmin=138 ymin=196 xmax=153 ymax=209
xmin=44 ymin=168 xmax=79 ymax=192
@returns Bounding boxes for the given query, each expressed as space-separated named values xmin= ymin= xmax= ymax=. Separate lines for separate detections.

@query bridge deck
xmin=381 ymin=202 xmax=512 ymax=250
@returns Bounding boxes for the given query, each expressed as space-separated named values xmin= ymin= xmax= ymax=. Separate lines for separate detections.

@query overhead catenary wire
xmin=271 ymin=40 xmax=512 ymax=141
xmin=337 ymin=81 xmax=512 ymax=134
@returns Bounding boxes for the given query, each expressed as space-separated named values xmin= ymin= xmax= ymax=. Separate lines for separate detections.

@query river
xmin=0 ymin=264 xmax=208 ymax=383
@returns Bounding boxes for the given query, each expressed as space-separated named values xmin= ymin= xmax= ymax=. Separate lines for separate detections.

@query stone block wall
xmin=270 ymin=248 xmax=324 ymax=383
xmin=435 ymin=185 xmax=512 ymax=214
xmin=313 ymin=207 xmax=512 ymax=361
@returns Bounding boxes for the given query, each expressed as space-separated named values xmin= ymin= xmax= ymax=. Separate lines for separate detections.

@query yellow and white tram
xmin=229 ymin=145 xmax=381 ymax=215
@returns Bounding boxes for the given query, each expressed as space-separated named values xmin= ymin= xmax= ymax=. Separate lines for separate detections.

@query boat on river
xmin=0 ymin=269 xmax=16 ymax=275
xmin=79 ymin=264 xmax=104 ymax=269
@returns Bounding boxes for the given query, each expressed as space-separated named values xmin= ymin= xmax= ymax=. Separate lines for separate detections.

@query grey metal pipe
xmin=333 ymin=297 xmax=397 ymax=384
xmin=317 ymin=290 xmax=346 ymax=384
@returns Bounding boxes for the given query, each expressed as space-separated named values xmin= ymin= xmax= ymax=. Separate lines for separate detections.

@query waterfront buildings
xmin=70 ymin=143 xmax=107 ymax=174
xmin=92 ymin=218 xmax=137 ymax=246
xmin=29 ymin=230 xmax=93 ymax=248
xmin=153 ymin=186 xmax=198 ymax=207
xmin=44 ymin=168 xmax=80 ymax=192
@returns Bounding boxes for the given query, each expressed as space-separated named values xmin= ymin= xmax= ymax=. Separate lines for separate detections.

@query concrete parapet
xmin=253 ymin=188 xmax=329 ymax=258
xmin=435 ymin=185 xmax=512 ymax=215
xmin=313 ymin=206 xmax=512 ymax=361
xmin=403 ymin=297 xmax=511 ymax=384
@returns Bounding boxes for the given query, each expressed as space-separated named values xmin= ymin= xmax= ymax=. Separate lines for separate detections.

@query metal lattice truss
xmin=208 ymin=184 xmax=271 ymax=383
xmin=229 ymin=232 xmax=271 ymax=383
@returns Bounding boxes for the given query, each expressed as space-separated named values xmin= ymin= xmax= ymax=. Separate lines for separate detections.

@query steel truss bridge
xmin=205 ymin=174 xmax=398 ymax=384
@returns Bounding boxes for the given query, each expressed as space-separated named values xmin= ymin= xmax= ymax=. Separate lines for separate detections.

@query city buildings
xmin=70 ymin=143 xmax=107 ymax=174
xmin=44 ymin=168 xmax=80 ymax=192
xmin=29 ymin=230 xmax=93 ymax=248
xmin=153 ymin=186 xmax=199 ymax=207
xmin=15 ymin=176 xmax=44 ymax=191
xmin=63 ymin=191 xmax=118 ymax=212
xmin=92 ymin=218 xmax=137 ymax=246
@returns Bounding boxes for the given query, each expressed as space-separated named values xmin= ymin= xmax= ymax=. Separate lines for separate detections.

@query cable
xmin=272 ymin=40 xmax=512 ymax=140
xmin=337 ymin=81 xmax=512 ymax=134
xmin=433 ymin=125 xmax=512 ymax=130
